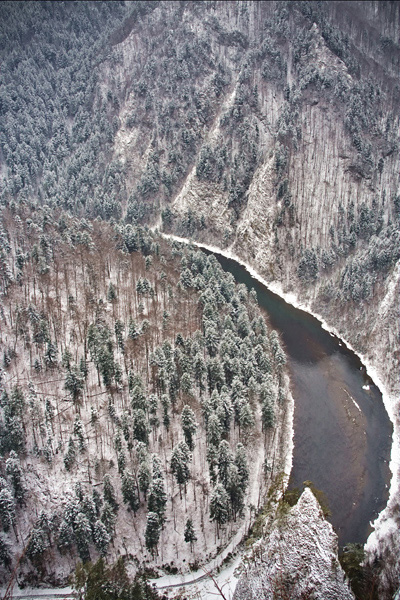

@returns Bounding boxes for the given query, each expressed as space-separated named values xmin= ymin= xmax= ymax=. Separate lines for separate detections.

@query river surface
xmin=210 ymin=251 xmax=392 ymax=547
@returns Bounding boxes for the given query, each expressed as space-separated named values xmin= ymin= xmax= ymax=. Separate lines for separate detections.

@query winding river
xmin=209 ymin=251 xmax=392 ymax=547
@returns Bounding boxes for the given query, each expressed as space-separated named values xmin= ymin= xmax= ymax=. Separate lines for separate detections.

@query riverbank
xmin=156 ymin=230 xmax=396 ymax=554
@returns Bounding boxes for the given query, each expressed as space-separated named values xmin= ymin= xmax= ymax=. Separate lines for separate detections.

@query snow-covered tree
xmin=262 ymin=399 xmax=275 ymax=430
xmin=235 ymin=443 xmax=249 ymax=491
xmin=207 ymin=412 xmax=222 ymax=447
xmin=93 ymin=519 xmax=110 ymax=557
xmin=181 ymin=405 xmax=198 ymax=450
xmin=64 ymin=436 xmax=76 ymax=471
xmin=73 ymin=417 xmax=87 ymax=453
xmin=184 ymin=518 xmax=197 ymax=551
xmin=132 ymin=409 xmax=149 ymax=444
xmin=171 ymin=441 xmax=191 ymax=496
xmin=74 ymin=511 xmax=91 ymax=562
xmin=64 ymin=366 xmax=84 ymax=404
xmin=26 ymin=526 xmax=48 ymax=563
xmin=217 ymin=440 xmax=233 ymax=488
xmin=138 ymin=461 xmax=151 ymax=499
xmin=0 ymin=488 xmax=15 ymax=532
xmin=101 ymin=501 xmax=116 ymax=536
xmin=5 ymin=451 xmax=25 ymax=504
xmin=226 ymin=464 xmax=244 ymax=520
xmin=210 ymin=484 xmax=230 ymax=534
xmin=145 ymin=511 xmax=160 ymax=555
xmin=238 ymin=399 xmax=255 ymax=431
xmin=103 ymin=474 xmax=118 ymax=513
xmin=121 ymin=472 xmax=140 ymax=513
xmin=57 ymin=519 xmax=74 ymax=554
xmin=148 ymin=477 xmax=167 ymax=526
xmin=0 ymin=532 xmax=11 ymax=568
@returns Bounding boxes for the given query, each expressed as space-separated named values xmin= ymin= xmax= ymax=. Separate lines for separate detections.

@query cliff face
xmin=233 ymin=488 xmax=354 ymax=600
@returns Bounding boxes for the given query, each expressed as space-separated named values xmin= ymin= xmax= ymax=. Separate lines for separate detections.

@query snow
xmin=157 ymin=230 xmax=399 ymax=591
xmin=233 ymin=488 xmax=354 ymax=600
xmin=0 ymin=586 xmax=74 ymax=599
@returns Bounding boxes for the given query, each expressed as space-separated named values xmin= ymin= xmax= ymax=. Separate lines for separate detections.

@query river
xmin=208 ymin=251 xmax=392 ymax=547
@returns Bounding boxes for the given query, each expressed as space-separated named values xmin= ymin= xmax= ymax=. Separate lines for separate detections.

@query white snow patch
xmin=343 ymin=388 xmax=362 ymax=413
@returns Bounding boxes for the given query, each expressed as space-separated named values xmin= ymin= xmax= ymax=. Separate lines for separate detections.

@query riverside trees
xmin=0 ymin=208 xmax=287 ymax=579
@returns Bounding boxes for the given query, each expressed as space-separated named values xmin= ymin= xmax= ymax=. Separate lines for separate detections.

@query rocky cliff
xmin=233 ymin=488 xmax=354 ymax=600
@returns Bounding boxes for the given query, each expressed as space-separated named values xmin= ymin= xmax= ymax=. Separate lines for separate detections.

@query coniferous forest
xmin=0 ymin=204 xmax=289 ymax=585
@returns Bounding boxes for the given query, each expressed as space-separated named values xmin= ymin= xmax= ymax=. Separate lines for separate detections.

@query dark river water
xmin=211 ymin=251 xmax=392 ymax=547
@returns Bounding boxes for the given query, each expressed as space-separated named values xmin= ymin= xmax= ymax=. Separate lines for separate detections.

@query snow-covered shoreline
xmin=156 ymin=230 xmax=398 ymax=557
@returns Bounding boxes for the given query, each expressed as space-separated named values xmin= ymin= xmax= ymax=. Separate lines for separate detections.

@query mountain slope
xmin=0 ymin=0 xmax=399 ymax=596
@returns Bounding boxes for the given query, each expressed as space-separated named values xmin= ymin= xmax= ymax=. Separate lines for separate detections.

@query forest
xmin=0 ymin=202 xmax=289 ymax=585
xmin=0 ymin=1 xmax=399 ymax=597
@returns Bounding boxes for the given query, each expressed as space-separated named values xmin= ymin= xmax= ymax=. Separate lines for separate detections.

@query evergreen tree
xmin=114 ymin=319 xmax=125 ymax=352
xmin=149 ymin=394 xmax=160 ymax=431
xmin=184 ymin=518 xmax=197 ymax=551
xmin=0 ymin=488 xmax=15 ymax=532
xmin=93 ymin=519 xmax=110 ymax=557
xmin=226 ymin=464 xmax=244 ymax=520
xmin=64 ymin=436 xmax=76 ymax=471
xmin=5 ymin=451 xmax=25 ymax=504
xmin=26 ymin=526 xmax=48 ymax=563
xmin=107 ymin=282 xmax=117 ymax=303
xmin=151 ymin=454 xmax=164 ymax=480
xmin=117 ymin=449 xmax=126 ymax=474
xmin=148 ymin=477 xmax=167 ymax=526
xmin=121 ymin=472 xmax=140 ymax=513
xmin=234 ymin=443 xmax=249 ymax=491
xmin=103 ymin=474 xmax=118 ymax=513
xmin=101 ymin=501 xmax=116 ymax=536
xmin=262 ymin=399 xmax=275 ymax=430
xmin=170 ymin=441 xmax=191 ymax=496
xmin=138 ymin=461 xmax=151 ymax=499
xmin=132 ymin=409 xmax=149 ymax=444
xmin=44 ymin=341 xmax=58 ymax=368
xmin=64 ymin=366 xmax=85 ymax=404
xmin=193 ymin=354 xmax=206 ymax=392
xmin=210 ymin=484 xmax=230 ymax=533
xmin=0 ymin=532 xmax=11 ymax=568
xmin=161 ymin=394 xmax=171 ymax=430
xmin=128 ymin=318 xmax=139 ymax=340
xmin=74 ymin=512 xmax=91 ymax=562
xmin=180 ymin=372 xmax=193 ymax=395
xmin=145 ymin=511 xmax=160 ymax=555
xmin=238 ymin=399 xmax=255 ymax=431
xmin=57 ymin=519 xmax=75 ymax=554
xmin=217 ymin=440 xmax=233 ymax=488
xmin=181 ymin=405 xmax=198 ymax=450
xmin=217 ymin=390 xmax=233 ymax=433
xmin=207 ymin=412 xmax=222 ymax=447
xmin=74 ymin=417 xmax=87 ymax=452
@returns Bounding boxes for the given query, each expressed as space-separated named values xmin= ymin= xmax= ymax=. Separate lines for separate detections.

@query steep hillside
xmin=0 ymin=205 xmax=291 ymax=585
